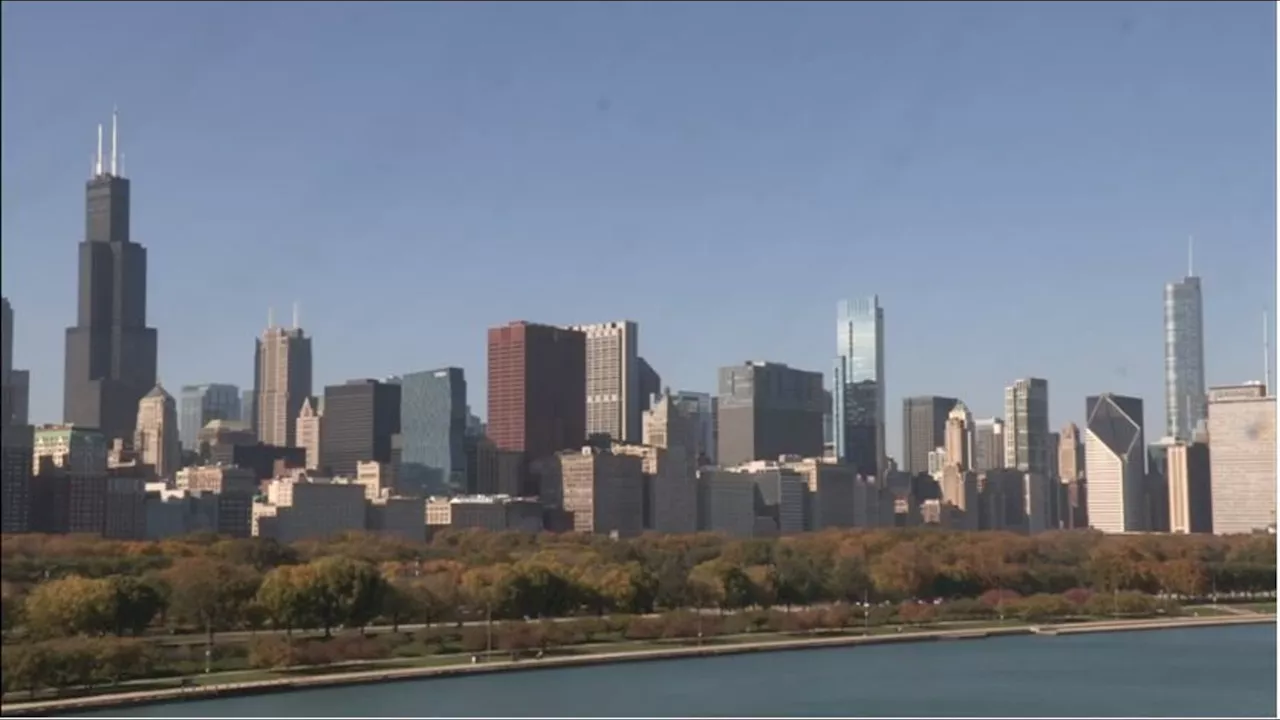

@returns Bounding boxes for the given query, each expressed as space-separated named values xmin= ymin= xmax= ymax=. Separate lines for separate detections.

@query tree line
xmin=1 ymin=528 xmax=1275 ymax=647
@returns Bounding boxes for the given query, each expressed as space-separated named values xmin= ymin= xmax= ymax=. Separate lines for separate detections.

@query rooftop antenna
xmin=1265 ymin=310 xmax=1271 ymax=395
xmin=110 ymin=106 xmax=119 ymax=177
xmin=94 ymin=123 xmax=104 ymax=177
xmin=292 ymin=301 xmax=299 ymax=330
xmin=268 ymin=306 xmax=275 ymax=329
xmin=1187 ymin=235 xmax=1194 ymax=277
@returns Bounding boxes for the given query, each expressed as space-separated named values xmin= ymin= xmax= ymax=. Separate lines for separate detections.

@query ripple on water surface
xmin=76 ymin=624 xmax=1278 ymax=718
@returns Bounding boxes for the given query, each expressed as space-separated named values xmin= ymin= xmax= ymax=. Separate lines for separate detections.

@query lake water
xmin=81 ymin=624 xmax=1276 ymax=718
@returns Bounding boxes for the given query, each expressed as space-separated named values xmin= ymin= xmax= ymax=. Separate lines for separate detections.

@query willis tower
xmin=63 ymin=109 xmax=158 ymax=444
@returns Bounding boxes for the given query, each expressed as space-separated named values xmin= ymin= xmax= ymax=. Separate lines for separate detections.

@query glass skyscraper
xmin=1164 ymin=275 xmax=1206 ymax=440
xmin=178 ymin=383 xmax=241 ymax=451
xmin=400 ymin=367 xmax=467 ymax=496
xmin=832 ymin=296 xmax=884 ymax=478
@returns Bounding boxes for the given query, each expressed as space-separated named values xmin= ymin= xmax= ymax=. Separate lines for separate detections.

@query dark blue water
xmin=82 ymin=625 xmax=1277 ymax=718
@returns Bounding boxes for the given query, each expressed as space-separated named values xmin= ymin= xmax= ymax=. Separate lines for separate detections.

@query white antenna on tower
xmin=292 ymin=301 xmax=299 ymax=330
xmin=110 ymin=106 xmax=119 ymax=177
xmin=1187 ymin=235 xmax=1194 ymax=277
xmin=95 ymin=123 xmax=104 ymax=177
xmin=268 ymin=306 xmax=275 ymax=329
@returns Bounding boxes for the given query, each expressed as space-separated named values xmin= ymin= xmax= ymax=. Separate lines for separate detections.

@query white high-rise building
xmin=571 ymin=321 xmax=640 ymax=444
xmin=1207 ymin=384 xmax=1276 ymax=535
xmin=1084 ymin=393 xmax=1146 ymax=533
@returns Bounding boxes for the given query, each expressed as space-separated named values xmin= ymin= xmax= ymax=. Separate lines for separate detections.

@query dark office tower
xmin=400 ymin=368 xmax=468 ymax=496
xmin=320 ymin=379 xmax=401 ymax=478
xmin=487 ymin=321 xmax=587 ymax=464
xmin=901 ymin=396 xmax=959 ymax=476
xmin=253 ymin=312 xmax=313 ymax=448
xmin=63 ymin=111 xmax=158 ymax=444
xmin=638 ymin=357 xmax=661 ymax=413
xmin=2 ymin=296 xmax=13 ymax=425
xmin=717 ymin=361 xmax=825 ymax=467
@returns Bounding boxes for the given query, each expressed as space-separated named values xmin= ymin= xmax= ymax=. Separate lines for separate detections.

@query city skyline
xmin=1 ymin=3 xmax=1275 ymax=456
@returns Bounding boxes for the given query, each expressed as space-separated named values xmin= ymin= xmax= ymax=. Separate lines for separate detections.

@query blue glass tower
xmin=832 ymin=297 xmax=884 ymax=478
xmin=400 ymin=368 xmax=467 ymax=496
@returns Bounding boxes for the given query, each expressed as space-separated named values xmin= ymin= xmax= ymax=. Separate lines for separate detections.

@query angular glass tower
xmin=1164 ymin=273 xmax=1206 ymax=440
xmin=832 ymin=296 xmax=884 ymax=478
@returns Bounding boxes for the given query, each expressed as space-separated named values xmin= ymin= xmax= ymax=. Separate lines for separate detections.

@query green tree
xmin=23 ymin=575 xmax=116 ymax=638
xmin=162 ymin=557 xmax=261 ymax=648
xmin=775 ymin=553 xmax=826 ymax=608
xmin=304 ymin=556 xmax=387 ymax=636
xmin=826 ymin=554 xmax=872 ymax=604
xmin=109 ymin=576 xmax=166 ymax=636
xmin=256 ymin=564 xmax=317 ymax=634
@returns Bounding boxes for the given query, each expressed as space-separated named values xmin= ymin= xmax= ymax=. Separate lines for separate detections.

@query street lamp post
xmin=486 ymin=603 xmax=493 ymax=661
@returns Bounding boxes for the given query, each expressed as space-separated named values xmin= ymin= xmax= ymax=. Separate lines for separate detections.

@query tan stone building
xmin=570 ymin=321 xmax=640 ymax=443
xmin=254 ymin=320 xmax=313 ymax=447
xmin=134 ymin=384 xmax=180 ymax=478
xmin=297 ymin=396 xmax=323 ymax=470
xmin=1165 ymin=441 xmax=1212 ymax=534
xmin=541 ymin=446 xmax=644 ymax=537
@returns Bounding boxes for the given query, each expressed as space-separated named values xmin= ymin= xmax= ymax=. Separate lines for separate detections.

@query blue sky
xmin=1 ymin=1 xmax=1275 ymax=458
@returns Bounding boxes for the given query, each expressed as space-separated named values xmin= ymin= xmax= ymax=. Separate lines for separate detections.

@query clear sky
xmin=1 ymin=1 xmax=1275 ymax=458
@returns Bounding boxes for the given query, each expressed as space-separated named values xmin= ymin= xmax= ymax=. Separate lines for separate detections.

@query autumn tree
xmin=23 ymin=575 xmax=116 ymax=638
xmin=256 ymin=564 xmax=317 ymax=634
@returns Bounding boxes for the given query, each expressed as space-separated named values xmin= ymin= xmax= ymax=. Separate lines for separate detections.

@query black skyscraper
xmin=321 ymin=379 xmax=402 ymax=478
xmin=63 ymin=112 xmax=158 ymax=444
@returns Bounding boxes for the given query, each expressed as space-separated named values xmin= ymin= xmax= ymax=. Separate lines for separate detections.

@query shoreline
xmin=1 ymin=614 xmax=1271 ymax=717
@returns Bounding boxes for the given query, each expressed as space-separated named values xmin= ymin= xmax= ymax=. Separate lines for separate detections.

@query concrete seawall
xmin=2 ymin=614 xmax=1272 ymax=717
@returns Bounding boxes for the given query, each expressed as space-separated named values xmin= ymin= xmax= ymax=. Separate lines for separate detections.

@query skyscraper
xmin=178 ymin=384 xmax=241 ymax=451
xmin=637 ymin=357 xmax=661 ymax=413
xmin=135 ymin=384 xmax=180 ymax=478
xmin=716 ymin=361 xmax=825 ymax=467
xmin=902 ymin=396 xmax=958 ymax=476
xmin=320 ymin=379 xmax=402 ymax=478
xmin=1 ymin=296 xmax=11 ymax=426
xmin=400 ymin=367 xmax=468 ymax=496
xmin=1164 ymin=250 xmax=1206 ymax=440
xmin=971 ymin=418 xmax=1005 ymax=472
xmin=1003 ymin=378 xmax=1050 ymax=475
xmin=1207 ymin=384 xmax=1276 ymax=535
xmin=1084 ymin=393 xmax=1146 ymax=533
xmin=832 ymin=297 xmax=885 ymax=478
xmin=63 ymin=111 xmax=158 ymax=444
xmin=253 ymin=316 xmax=313 ymax=447
xmin=571 ymin=320 xmax=640 ymax=443
xmin=487 ymin=321 xmax=587 ymax=476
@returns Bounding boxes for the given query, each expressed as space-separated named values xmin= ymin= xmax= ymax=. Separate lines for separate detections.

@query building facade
xmin=1083 ymin=393 xmax=1146 ymax=533
xmin=178 ymin=383 xmax=241 ymax=452
xmin=1207 ymin=384 xmax=1276 ymax=535
xmin=134 ymin=384 xmax=180 ymax=478
xmin=253 ymin=322 xmax=313 ymax=448
xmin=1004 ymin=378 xmax=1051 ymax=475
xmin=541 ymin=446 xmax=644 ymax=538
xmin=487 ymin=321 xmax=587 ymax=482
xmin=1165 ymin=440 xmax=1212 ymax=534
xmin=671 ymin=390 xmax=717 ymax=465
xmin=320 ymin=379 xmax=402 ymax=478
xmin=832 ymin=296 xmax=885 ymax=478
xmin=296 ymin=397 xmax=322 ymax=470
xmin=902 ymin=395 xmax=959 ymax=475
xmin=571 ymin=321 xmax=640 ymax=444
xmin=717 ymin=361 xmax=825 ymax=467
xmin=1164 ymin=274 xmax=1206 ymax=440
xmin=971 ymin=418 xmax=1005 ymax=472
xmin=63 ymin=114 xmax=158 ymax=445
xmin=399 ymin=367 xmax=467 ymax=496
